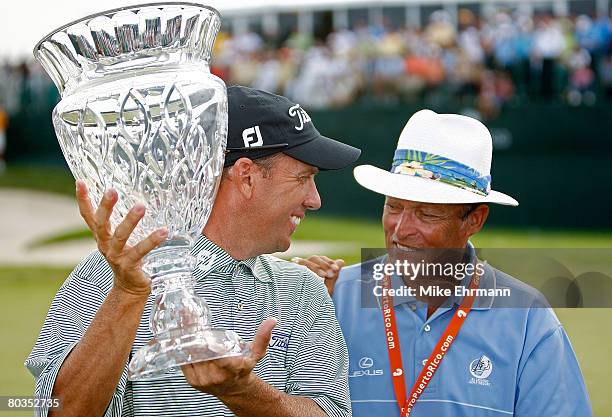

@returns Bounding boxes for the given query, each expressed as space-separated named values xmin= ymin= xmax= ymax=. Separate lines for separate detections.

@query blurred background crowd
xmin=2 ymin=6 xmax=612 ymax=123
xmin=212 ymin=10 xmax=612 ymax=113
xmin=2 ymin=7 xmax=612 ymax=121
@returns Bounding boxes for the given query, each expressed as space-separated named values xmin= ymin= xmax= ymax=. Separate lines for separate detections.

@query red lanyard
xmin=380 ymin=271 xmax=481 ymax=417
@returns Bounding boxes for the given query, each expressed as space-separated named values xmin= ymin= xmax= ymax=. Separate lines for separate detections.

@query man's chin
xmin=265 ymin=238 xmax=291 ymax=255
xmin=278 ymin=239 xmax=291 ymax=254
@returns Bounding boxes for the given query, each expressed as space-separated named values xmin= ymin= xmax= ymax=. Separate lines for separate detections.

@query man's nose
xmin=394 ymin=209 xmax=419 ymax=239
xmin=304 ymin=179 xmax=322 ymax=211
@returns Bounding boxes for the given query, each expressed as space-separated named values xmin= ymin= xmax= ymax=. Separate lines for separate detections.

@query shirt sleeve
xmin=285 ymin=274 xmax=351 ymax=417
xmin=24 ymin=268 xmax=130 ymax=417
xmin=515 ymin=323 xmax=593 ymax=417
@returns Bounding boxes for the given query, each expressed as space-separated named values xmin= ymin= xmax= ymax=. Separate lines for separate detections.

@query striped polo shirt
xmin=25 ymin=236 xmax=350 ymax=417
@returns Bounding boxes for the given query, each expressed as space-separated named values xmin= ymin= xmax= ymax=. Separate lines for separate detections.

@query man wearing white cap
xmin=295 ymin=110 xmax=593 ymax=416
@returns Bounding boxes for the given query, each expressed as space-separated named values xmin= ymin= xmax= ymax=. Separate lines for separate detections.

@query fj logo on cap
xmin=288 ymin=104 xmax=311 ymax=131
xmin=242 ymin=126 xmax=263 ymax=147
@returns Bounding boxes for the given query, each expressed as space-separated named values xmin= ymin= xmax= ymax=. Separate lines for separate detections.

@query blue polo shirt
xmin=332 ymin=258 xmax=593 ymax=417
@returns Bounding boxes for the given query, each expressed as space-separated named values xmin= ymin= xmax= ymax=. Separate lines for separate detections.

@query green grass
xmin=0 ymin=165 xmax=75 ymax=196
xmin=0 ymin=267 xmax=70 ymax=416
xmin=293 ymin=216 xmax=385 ymax=247
xmin=472 ymin=228 xmax=612 ymax=248
xmin=28 ymin=228 xmax=93 ymax=248
xmin=554 ymin=309 xmax=612 ymax=417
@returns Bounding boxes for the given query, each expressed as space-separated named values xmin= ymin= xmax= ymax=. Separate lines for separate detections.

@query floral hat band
xmin=390 ymin=149 xmax=492 ymax=196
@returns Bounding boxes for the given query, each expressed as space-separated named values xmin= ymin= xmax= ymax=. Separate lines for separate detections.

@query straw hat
xmin=353 ymin=109 xmax=518 ymax=206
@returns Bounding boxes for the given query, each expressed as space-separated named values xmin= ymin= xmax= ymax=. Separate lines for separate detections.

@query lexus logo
xmin=359 ymin=357 xmax=374 ymax=369
xmin=351 ymin=357 xmax=383 ymax=378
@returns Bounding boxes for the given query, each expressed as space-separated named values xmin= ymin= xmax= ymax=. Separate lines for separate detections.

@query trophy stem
xmin=145 ymin=245 xmax=209 ymax=335
xmin=127 ymin=245 xmax=248 ymax=381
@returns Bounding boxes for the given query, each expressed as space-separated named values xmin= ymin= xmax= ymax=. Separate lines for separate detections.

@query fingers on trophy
xmin=76 ymin=180 xmax=168 ymax=295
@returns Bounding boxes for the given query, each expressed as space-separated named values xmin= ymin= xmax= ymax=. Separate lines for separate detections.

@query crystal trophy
xmin=34 ymin=2 xmax=248 ymax=380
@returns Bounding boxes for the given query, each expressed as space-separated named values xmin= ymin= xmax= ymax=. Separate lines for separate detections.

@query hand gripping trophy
xmin=34 ymin=2 xmax=247 ymax=380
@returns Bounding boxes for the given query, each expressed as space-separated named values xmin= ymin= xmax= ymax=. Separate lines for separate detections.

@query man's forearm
xmin=49 ymin=287 xmax=148 ymax=417
xmin=219 ymin=375 xmax=328 ymax=417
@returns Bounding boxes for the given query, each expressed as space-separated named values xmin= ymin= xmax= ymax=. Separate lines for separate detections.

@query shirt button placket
xmin=233 ymin=263 xmax=246 ymax=315
xmin=230 ymin=263 xmax=240 ymax=323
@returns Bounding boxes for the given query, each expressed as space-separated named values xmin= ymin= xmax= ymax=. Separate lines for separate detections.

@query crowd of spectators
xmin=1 ymin=8 xmax=612 ymax=125
xmin=211 ymin=9 xmax=612 ymax=116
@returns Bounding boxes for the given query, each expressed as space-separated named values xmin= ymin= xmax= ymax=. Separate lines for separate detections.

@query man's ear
xmin=227 ymin=157 xmax=257 ymax=199
xmin=464 ymin=204 xmax=489 ymax=238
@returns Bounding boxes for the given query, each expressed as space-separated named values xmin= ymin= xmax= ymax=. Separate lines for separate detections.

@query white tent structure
xmin=0 ymin=0 xmax=609 ymax=58
xmin=0 ymin=0 xmax=420 ymax=58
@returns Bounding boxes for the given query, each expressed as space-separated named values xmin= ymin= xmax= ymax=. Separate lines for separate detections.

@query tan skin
xmin=382 ymin=197 xmax=488 ymax=251
xmin=50 ymin=154 xmax=327 ymax=417
xmin=295 ymin=196 xmax=489 ymax=297
xmin=205 ymin=153 xmax=321 ymax=259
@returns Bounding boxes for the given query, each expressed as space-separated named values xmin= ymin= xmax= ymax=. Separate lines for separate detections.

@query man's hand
xmin=75 ymin=180 xmax=168 ymax=297
xmin=48 ymin=183 xmax=170 ymax=417
xmin=181 ymin=317 xmax=278 ymax=398
xmin=292 ymin=256 xmax=345 ymax=295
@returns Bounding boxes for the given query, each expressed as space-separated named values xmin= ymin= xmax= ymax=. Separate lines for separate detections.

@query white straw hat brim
xmin=354 ymin=165 xmax=519 ymax=206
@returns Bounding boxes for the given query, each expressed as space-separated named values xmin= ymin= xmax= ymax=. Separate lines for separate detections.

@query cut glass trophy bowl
xmin=34 ymin=2 xmax=248 ymax=380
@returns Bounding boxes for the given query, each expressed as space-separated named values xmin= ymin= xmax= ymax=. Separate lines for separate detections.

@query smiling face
xmin=249 ymin=153 xmax=321 ymax=253
xmin=382 ymin=196 xmax=489 ymax=250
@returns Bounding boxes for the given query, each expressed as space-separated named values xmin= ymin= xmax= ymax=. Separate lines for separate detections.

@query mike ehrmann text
xmin=373 ymin=284 xmax=511 ymax=298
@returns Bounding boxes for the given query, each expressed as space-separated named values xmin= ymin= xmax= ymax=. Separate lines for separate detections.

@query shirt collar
xmin=387 ymin=242 xmax=495 ymax=311
xmin=446 ymin=241 xmax=495 ymax=310
xmin=191 ymin=235 xmax=271 ymax=283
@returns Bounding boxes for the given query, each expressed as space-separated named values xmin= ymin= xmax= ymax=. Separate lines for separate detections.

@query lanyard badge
xmin=380 ymin=271 xmax=481 ymax=417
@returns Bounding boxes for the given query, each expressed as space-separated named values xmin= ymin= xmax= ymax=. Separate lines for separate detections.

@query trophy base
xmin=128 ymin=326 xmax=249 ymax=381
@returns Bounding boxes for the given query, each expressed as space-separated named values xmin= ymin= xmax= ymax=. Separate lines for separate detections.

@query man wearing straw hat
xmin=294 ymin=109 xmax=593 ymax=417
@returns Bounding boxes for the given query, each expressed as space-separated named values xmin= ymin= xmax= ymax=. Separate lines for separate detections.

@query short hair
xmin=461 ymin=203 xmax=486 ymax=220
xmin=221 ymin=153 xmax=283 ymax=180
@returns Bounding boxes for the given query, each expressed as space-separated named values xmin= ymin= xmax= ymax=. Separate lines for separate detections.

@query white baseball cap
xmin=353 ymin=109 xmax=518 ymax=206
